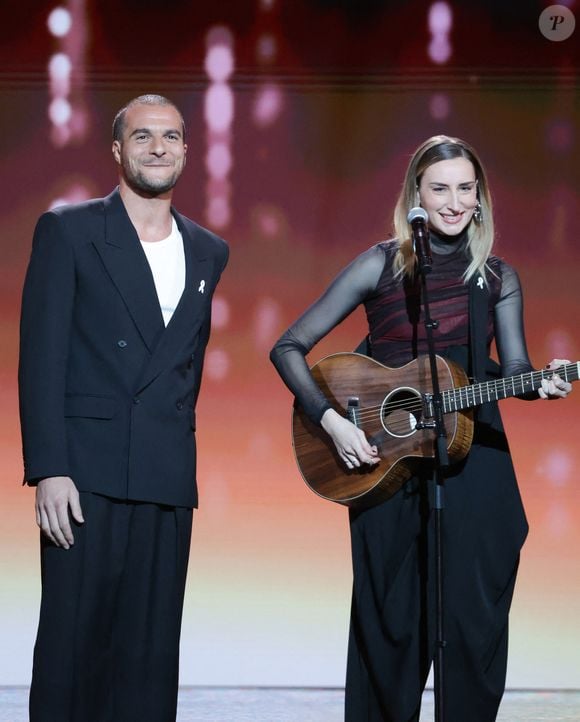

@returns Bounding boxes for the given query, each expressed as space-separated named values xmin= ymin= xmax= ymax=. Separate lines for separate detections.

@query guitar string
xmin=342 ymin=365 xmax=577 ymax=423
xmin=334 ymin=369 xmax=577 ymax=435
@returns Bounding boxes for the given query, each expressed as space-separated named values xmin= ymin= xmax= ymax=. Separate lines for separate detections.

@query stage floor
xmin=1 ymin=687 xmax=578 ymax=720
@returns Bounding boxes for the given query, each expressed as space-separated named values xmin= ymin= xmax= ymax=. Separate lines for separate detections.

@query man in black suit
xmin=19 ymin=94 xmax=229 ymax=722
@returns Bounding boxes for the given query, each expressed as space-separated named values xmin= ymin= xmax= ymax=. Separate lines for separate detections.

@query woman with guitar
xmin=270 ymin=135 xmax=572 ymax=722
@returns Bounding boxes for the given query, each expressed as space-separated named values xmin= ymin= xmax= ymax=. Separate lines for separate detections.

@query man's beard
xmin=127 ymin=168 xmax=181 ymax=196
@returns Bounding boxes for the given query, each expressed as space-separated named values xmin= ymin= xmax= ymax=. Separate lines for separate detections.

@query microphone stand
xmin=415 ymin=243 xmax=449 ymax=722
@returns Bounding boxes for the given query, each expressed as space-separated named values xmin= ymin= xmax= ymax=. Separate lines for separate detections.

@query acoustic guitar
xmin=291 ymin=353 xmax=578 ymax=509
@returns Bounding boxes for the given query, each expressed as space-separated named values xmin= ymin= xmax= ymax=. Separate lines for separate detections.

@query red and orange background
xmin=1 ymin=1 xmax=579 ymax=688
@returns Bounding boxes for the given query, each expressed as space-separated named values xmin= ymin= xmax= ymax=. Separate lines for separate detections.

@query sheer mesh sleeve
xmin=493 ymin=260 xmax=538 ymax=398
xmin=270 ymin=244 xmax=387 ymax=424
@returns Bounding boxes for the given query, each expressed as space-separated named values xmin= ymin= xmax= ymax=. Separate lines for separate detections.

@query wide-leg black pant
xmin=345 ymin=437 xmax=527 ymax=722
xmin=29 ymin=492 xmax=193 ymax=722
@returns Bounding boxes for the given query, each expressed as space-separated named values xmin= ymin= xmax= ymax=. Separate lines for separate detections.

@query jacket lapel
xmin=93 ymin=188 xmax=165 ymax=353
xmin=134 ymin=211 xmax=213 ymax=393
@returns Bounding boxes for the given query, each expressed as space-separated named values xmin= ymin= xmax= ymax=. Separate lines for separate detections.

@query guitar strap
xmin=468 ymin=272 xmax=489 ymax=383
xmin=468 ymin=270 xmax=499 ymax=425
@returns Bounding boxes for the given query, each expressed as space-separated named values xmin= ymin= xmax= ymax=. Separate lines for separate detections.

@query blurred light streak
xmin=205 ymin=84 xmax=235 ymax=133
xmin=48 ymin=53 xmax=72 ymax=96
xmin=429 ymin=92 xmax=450 ymax=120
xmin=429 ymin=1 xmax=452 ymax=33
xmin=204 ymin=27 xmax=235 ymax=231
xmin=205 ymin=349 xmax=230 ymax=381
xmin=428 ymin=2 xmax=452 ymax=64
xmin=205 ymin=45 xmax=234 ymax=82
xmin=48 ymin=182 xmax=92 ymax=209
xmin=254 ymin=205 xmax=283 ymax=238
xmin=544 ymin=328 xmax=574 ymax=359
xmin=545 ymin=449 xmax=573 ymax=488
xmin=253 ymin=298 xmax=282 ymax=349
xmin=253 ymin=84 xmax=283 ymax=127
xmin=546 ymin=502 xmax=571 ymax=538
xmin=47 ymin=0 xmax=88 ymax=147
xmin=207 ymin=197 xmax=231 ymax=230
xmin=206 ymin=143 xmax=233 ymax=180
xmin=256 ymin=34 xmax=277 ymax=62
xmin=49 ymin=97 xmax=72 ymax=126
xmin=428 ymin=37 xmax=451 ymax=64
xmin=211 ymin=296 xmax=231 ymax=330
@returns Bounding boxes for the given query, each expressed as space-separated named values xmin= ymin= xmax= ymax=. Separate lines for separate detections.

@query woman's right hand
xmin=321 ymin=408 xmax=380 ymax=469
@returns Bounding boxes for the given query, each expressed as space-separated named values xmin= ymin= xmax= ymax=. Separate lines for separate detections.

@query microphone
xmin=407 ymin=206 xmax=431 ymax=273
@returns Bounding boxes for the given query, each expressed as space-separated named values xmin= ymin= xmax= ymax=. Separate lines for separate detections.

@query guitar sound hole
xmin=381 ymin=387 xmax=422 ymax=438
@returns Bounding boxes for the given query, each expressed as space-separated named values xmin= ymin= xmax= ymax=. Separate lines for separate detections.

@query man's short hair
xmin=112 ymin=94 xmax=186 ymax=142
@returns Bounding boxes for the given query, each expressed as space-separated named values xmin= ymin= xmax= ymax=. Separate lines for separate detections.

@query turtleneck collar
xmin=429 ymin=227 xmax=469 ymax=256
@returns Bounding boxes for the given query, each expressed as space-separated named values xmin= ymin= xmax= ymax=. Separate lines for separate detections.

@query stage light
xmin=256 ymin=34 xmax=277 ymax=63
xmin=544 ymin=328 xmax=574 ymax=358
xmin=207 ymin=178 xmax=231 ymax=200
xmin=429 ymin=93 xmax=450 ymax=120
xmin=546 ymin=502 xmax=571 ymax=537
xmin=47 ymin=7 xmax=72 ymax=37
xmin=48 ymin=183 xmax=92 ymax=209
xmin=48 ymin=53 xmax=72 ymax=78
xmin=255 ymin=206 xmax=282 ymax=238
xmin=206 ymin=143 xmax=233 ymax=180
xmin=49 ymin=197 xmax=68 ymax=209
xmin=253 ymin=84 xmax=283 ymax=127
xmin=204 ymin=26 xmax=235 ymax=231
xmin=544 ymin=450 xmax=572 ymax=488
xmin=207 ymin=196 xmax=231 ymax=229
xmin=205 ymin=44 xmax=234 ymax=82
xmin=254 ymin=298 xmax=281 ymax=349
xmin=48 ymin=97 xmax=72 ymax=126
xmin=46 ymin=1 xmax=88 ymax=147
xmin=211 ymin=296 xmax=231 ymax=330
xmin=428 ymin=1 xmax=452 ymax=34
xmin=48 ymin=53 xmax=72 ymax=95
xmin=205 ymin=348 xmax=230 ymax=380
xmin=428 ymin=2 xmax=452 ymax=65
xmin=428 ymin=37 xmax=451 ymax=65
xmin=205 ymin=84 xmax=234 ymax=133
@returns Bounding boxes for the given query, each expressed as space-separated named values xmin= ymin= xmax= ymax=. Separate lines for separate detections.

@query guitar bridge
xmin=346 ymin=397 xmax=360 ymax=427
xmin=416 ymin=393 xmax=436 ymax=430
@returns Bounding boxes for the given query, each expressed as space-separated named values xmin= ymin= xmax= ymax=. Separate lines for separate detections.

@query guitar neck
xmin=442 ymin=362 xmax=580 ymax=413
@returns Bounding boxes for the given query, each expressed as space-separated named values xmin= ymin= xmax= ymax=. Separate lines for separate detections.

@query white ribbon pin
xmin=198 ymin=280 xmax=205 ymax=294
xmin=477 ymin=276 xmax=484 ymax=289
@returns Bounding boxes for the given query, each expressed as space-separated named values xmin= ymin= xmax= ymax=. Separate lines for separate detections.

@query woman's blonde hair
xmin=392 ymin=135 xmax=494 ymax=282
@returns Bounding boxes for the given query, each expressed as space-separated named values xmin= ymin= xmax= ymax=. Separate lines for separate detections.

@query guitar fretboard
xmin=442 ymin=362 xmax=579 ymax=413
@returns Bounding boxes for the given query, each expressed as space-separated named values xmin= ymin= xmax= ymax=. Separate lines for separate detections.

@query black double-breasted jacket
xmin=19 ymin=188 xmax=229 ymax=508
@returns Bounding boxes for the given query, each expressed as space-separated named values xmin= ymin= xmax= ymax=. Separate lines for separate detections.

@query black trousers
xmin=29 ymin=492 xmax=193 ymax=722
xmin=345 ymin=438 xmax=527 ymax=722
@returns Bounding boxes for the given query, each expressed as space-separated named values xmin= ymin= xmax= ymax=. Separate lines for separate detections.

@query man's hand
xmin=35 ymin=476 xmax=84 ymax=549
xmin=321 ymin=408 xmax=380 ymax=470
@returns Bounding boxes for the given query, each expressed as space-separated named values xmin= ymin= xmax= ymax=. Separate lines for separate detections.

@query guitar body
xmin=292 ymin=353 xmax=474 ymax=508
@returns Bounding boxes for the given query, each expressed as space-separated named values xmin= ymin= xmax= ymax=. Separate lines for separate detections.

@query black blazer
xmin=19 ymin=188 xmax=229 ymax=508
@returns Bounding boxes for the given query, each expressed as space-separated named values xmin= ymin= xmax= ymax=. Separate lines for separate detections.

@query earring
xmin=473 ymin=200 xmax=482 ymax=224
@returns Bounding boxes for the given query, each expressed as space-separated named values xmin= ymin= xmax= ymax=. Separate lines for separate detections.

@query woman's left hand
xmin=538 ymin=359 xmax=573 ymax=399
